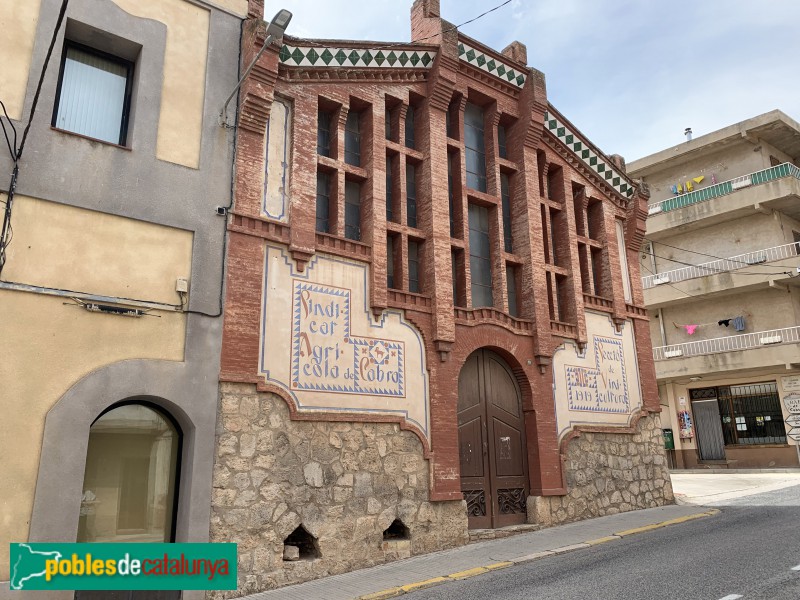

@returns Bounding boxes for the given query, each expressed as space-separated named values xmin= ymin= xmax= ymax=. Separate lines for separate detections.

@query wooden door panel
xmin=458 ymin=417 xmax=485 ymax=478
xmin=485 ymin=354 xmax=520 ymax=418
xmin=490 ymin=418 xmax=524 ymax=477
xmin=458 ymin=353 xmax=481 ymax=412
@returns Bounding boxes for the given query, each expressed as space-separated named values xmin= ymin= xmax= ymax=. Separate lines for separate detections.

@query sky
xmin=271 ymin=0 xmax=800 ymax=162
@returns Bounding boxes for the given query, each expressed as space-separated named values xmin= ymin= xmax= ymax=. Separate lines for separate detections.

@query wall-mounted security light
xmin=219 ymin=9 xmax=293 ymax=127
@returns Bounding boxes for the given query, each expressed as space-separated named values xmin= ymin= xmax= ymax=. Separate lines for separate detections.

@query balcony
xmin=645 ymin=163 xmax=800 ymax=239
xmin=642 ymin=242 xmax=800 ymax=307
xmin=652 ymin=325 xmax=800 ymax=379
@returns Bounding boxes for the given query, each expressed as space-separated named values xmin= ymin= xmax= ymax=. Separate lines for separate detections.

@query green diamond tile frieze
xmin=457 ymin=41 xmax=527 ymax=88
xmin=279 ymin=45 xmax=436 ymax=69
xmin=543 ymin=110 xmax=635 ymax=198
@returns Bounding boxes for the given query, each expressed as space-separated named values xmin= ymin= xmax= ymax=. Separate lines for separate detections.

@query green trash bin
xmin=662 ymin=428 xmax=675 ymax=450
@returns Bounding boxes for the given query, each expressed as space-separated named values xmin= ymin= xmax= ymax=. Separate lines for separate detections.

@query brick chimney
xmin=501 ymin=41 xmax=527 ymax=66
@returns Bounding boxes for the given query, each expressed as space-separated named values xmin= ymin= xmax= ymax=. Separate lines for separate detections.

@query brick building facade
xmin=212 ymin=0 xmax=673 ymax=593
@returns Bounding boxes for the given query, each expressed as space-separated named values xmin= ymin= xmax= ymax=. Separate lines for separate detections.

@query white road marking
xmin=717 ymin=595 xmax=743 ymax=600
xmin=792 ymin=564 xmax=800 ymax=571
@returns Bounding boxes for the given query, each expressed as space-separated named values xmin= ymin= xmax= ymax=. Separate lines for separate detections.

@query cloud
xmin=275 ymin=0 xmax=800 ymax=160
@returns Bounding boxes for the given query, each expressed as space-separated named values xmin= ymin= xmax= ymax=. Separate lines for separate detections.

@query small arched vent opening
xmin=382 ymin=519 xmax=410 ymax=541
xmin=283 ymin=525 xmax=320 ymax=561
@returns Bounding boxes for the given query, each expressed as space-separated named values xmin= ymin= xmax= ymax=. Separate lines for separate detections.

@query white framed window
xmin=52 ymin=42 xmax=133 ymax=145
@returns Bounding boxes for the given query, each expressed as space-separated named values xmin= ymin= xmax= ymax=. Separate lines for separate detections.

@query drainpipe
xmin=648 ymin=241 xmax=668 ymax=346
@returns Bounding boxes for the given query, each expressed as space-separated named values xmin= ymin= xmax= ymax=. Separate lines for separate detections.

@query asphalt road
xmin=405 ymin=484 xmax=800 ymax=600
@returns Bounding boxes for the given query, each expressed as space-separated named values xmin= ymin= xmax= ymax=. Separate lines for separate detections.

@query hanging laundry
xmin=671 ymin=185 xmax=678 ymax=195
xmin=684 ymin=324 xmax=699 ymax=335
xmin=686 ymin=180 xmax=694 ymax=192
xmin=718 ymin=319 xmax=731 ymax=327
xmin=711 ymin=174 xmax=718 ymax=184
xmin=732 ymin=316 xmax=746 ymax=331
xmin=693 ymin=176 xmax=705 ymax=185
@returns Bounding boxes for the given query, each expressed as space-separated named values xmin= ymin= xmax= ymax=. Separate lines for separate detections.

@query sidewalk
xmin=240 ymin=471 xmax=800 ymax=600
xmin=670 ymin=469 xmax=800 ymax=505
xmin=241 ymin=503 xmax=715 ymax=600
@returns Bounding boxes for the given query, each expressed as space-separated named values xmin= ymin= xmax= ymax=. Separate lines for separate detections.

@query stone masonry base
xmin=529 ymin=414 xmax=675 ymax=526
xmin=209 ymin=383 xmax=468 ymax=598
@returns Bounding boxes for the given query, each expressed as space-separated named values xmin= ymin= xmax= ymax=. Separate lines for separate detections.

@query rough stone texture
xmin=209 ymin=383 xmax=468 ymax=598
xmin=529 ymin=414 xmax=675 ymax=527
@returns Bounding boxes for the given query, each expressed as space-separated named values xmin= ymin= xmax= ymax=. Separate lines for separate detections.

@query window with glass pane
xmin=387 ymin=235 xmax=395 ymax=288
xmin=316 ymin=172 xmax=331 ymax=233
xmin=506 ymin=264 xmax=518 ymax=317
xmin=469 ymin=203 xmax=493 ymax=307
xmin=345 ymin=180 xmax=361 ymax=240
xmin=464 ymin=103 xmax=486 ymax=192
xmin=386 ymin=168 xmax=394 ymax=222
xmin=405 ymin=106 xmax=415 ymax=149
xmin=406 ymin=164 xmax=417 ymax=228
xmin=53 ymin=43 xmax=132 ymax=145
xmin=497 ymin=125 xmax=508 ymax=159
xmin=317 ymin=110 xmax=332 ymax=156
xmin=448 ymin=154 xmax=456 ymax=237
xmin=385 ymin=109 xmax=392 ymax=140
xmin=408 ymin=240 xmax=421 ymax=293
xmin=78 ymin=404 xmax=179 ymax=543
xmin=345 ymin=110 xmax=360 ymax=166
xmin=501 ymin=173 xmax=513 ymax=253
xmin=718 ymin=382 xmax=786 ymax=445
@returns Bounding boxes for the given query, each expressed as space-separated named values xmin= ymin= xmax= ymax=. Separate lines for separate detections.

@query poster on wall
xmin=678 ymin=409 xmax=693 ymax=439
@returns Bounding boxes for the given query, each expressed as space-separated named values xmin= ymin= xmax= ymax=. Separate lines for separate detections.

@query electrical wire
xmin=640 ymin=262 xmax=704 ymax=299
xmin=651 ymin=238 xmax=796 ymax=271
xmin=0 ymin=0 xmax=69 ymax=278
xmin=289 ymin=0 xmax=514 ymax=51
xmin=641 ymin=250 xmax=794 ymax=277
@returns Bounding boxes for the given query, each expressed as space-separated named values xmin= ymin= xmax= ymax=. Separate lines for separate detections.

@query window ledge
xmin=51 ymin=127 xmax=130 ymax=151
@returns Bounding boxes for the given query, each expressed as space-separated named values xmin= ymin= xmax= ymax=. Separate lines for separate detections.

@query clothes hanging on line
xmin=718 ymin=319 xmax=731 ymax=327
xmin=732 ymin=316 xmax=746 ymax=331
xmin=684 ymin=324 xmax=699 ymax=335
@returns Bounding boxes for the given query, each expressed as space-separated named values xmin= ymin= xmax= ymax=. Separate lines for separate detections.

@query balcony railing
xmin=653 ymin=325 xmax=800 ymax=361
xmin=647 ymin=162 xmax=800 ymax=215
xmin=642 ymin=242 xmax=800 ymax=289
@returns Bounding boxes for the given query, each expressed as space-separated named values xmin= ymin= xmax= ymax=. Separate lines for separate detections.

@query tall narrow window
xmin=469 ymin=203 xmax=493 ymax=307
xmin=497 ymin=125 xmax=508 ymax=159
xmin=386 ymin=167 xmax=394 ymax=222
xmin=345 ymin=110 xmax=360 ymax=166
xmin=408 ymin=240 xmax=421 ymax=293
xmin=385 ymin=109 xmax=392 ymax=140
xmin=405 ymin=106 xmax=415 ymax=149
xmin=500 ymin=173 xmax=513 ymax=253
xmin=448 ymin=155 xmax=455 ymax=237
xmin=506 ymin=265 xmax=519 ymax=317
xmin=464 ymin=103 xmax=486 ymax=192
xmin=53 ymin=43 xmax=133 ymax=145
xmin=78 ymin=404 xmax=180 ymax=543
xmin=317 ymin=109 xmax=332 ymax=156
xmin=387 ymin=235 xmax=395 ymax=288
xmin=547 ymin=165 xmax=564 ymax=202
xmin=615 ymin=220 xmax=632 ymax=302
xmin=591 ymin=247 xmax=605 ymax=296
xmin=315 ymin=172 xmax=331 ymax=233
xmin=345 ymin=181 xmax=361 ymax=240
xmin=406 ymin=164 xmax=417 ymax=228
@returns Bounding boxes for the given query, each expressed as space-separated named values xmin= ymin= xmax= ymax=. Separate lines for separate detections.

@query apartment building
xmin=0 ymin=1 xmax=245 ymax=598
xmin=629 ymin=110 xmax=800 ymax=469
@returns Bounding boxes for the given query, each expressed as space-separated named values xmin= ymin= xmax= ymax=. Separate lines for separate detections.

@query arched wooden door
xmin=458 ymin=349 xmax=529 ymax=529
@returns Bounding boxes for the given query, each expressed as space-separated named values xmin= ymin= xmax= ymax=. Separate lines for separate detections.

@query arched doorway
xmin=76 ymin=403 xmax=182 ymax=600
xmin=458 ymin=349 xmax=529 ymax=529
xmin=78 ymin=402 xmax=181 ymax=544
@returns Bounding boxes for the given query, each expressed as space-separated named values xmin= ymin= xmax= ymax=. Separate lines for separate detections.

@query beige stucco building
xmin=0 ymin=1 xmax=247 ymax=598
xmin=629 ymin=110 xmax=800 ymax=469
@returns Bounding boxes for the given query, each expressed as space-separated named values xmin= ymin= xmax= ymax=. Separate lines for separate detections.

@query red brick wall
xmin=221 ymin=1 xmax=656 ymax=500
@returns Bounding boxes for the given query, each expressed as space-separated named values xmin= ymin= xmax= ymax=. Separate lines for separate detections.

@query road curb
xmin=355 ymin=510 xmax=720 ymax=600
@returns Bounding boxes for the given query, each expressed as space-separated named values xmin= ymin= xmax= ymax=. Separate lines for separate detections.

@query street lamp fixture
xmin=219 ymin=8 xmax=293 ymax=127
